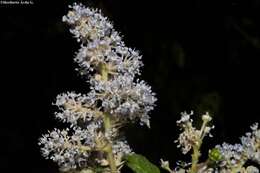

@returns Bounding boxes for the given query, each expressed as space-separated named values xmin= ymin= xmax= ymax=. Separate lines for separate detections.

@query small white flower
xmin=246 ymin=166 xmax=259 ymax=173
xmin=202 ymin=112 xmax=212 ymax=122
xmin=177 ymin=111 xmax=193 ymax=124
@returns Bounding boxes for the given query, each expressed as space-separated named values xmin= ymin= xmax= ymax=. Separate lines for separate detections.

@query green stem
xmin=199 ymin=121 xmax=207 ymax=139
xmin=100 ymin=64 xmax=117 ymax=173
xmin=104 ymin=113 xmax=111 ymax=129
xmin=190 ymin=145 xmax=201 ymax=173
xmin=106 ymin=144 xmax=117 ymax=173
xmin=190 ymin=119 xmax=207 ymax=173
xmin=103 ymin=113 xmax=117 ymax=173
xmin=100 ymin=63 xmax=108 ymax=81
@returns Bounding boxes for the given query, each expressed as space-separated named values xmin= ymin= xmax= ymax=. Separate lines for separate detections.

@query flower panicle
xmin=39 ymin=2 xmax=156 ymax=172
xmin=61 ymin=3 xmax=157 ymax=127
xmin=175 ymin=111 xmax=214 ymax=155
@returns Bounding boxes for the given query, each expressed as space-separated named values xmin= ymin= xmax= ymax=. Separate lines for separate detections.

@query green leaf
xmin=125 ymin=154 xmax=160 ymax=173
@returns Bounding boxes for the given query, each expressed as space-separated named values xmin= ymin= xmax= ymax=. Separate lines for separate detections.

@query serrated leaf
xmin=125 ymin=154 xmax=160 ymax=173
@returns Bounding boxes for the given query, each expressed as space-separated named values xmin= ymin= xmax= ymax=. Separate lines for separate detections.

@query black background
xmin=0 ymin=0 xmax=260 ymax=172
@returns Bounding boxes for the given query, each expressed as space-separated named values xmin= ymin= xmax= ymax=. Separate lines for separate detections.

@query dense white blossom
xmin=40 ymin=2 xmax=156 ymax=172
xmin=63 ymin=3 xmax=143 ymax=78
xmin=54 ymin=92 xmax=101 ymax=125
xmin=216 ymin=143 xmax=244 ymax=168
xmin=38 ymin=124 xmax=100 ymax=171
xmin=215 ymin=123 xmax=260 ymax=171
xmin=112 ymin=140 xmax=132 ymax=156
xmin=89 ymin=74 xmax=156 ymax=126
xmin=62 ymin=3 xmax=115 ymax=42
xmin=61 ymin=3 xmax=156 ymax=126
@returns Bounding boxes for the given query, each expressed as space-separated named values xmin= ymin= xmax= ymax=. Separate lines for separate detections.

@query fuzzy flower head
xmin=63 ymin=3 xmax=143 ymax=78
xmin=90 ymin=74 xmax=156 ymax=127
xmin=38 ymin=126 xmax=97 ymax=171
xmin=215 ymin=123 xmax=260 ymax=171
xmin=215 ymin=143 xmax=244 ymax=169
xmin=54 ymin=92 xmax=103 ymax=126
xmin=62 ymin=3 xmax=157 ymax=127
xmin=39 ymin=121 xmax=132 ymax=171
xmin=62 ymin=3 xmax=115 ymax=42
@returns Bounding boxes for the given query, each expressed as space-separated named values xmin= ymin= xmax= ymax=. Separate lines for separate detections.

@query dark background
xmin=1 ymin=0 xmax=260 ymax=172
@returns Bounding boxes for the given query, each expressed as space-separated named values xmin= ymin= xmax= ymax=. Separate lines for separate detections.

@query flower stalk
xmin=190 ymin=145 xmax=200 ymax=173
xmin=190 ymin=113 xmax=212 ymax=173
xmin=100 ymin=63 xmax=117 ymax=173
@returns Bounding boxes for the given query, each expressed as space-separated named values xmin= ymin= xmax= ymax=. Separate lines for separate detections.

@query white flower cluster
xmin=39 ymin=3 xmax=156 ymax=172
xmin=39 ymin=125 xmax=98 ymax=171
xmin=90 ymin=75 xmax=156 ymax=127
xmin=62 ymin=3 xmax=143 ymax=77
xmin=162 ymin=113 xmax=260 ymax=173
xmin=215 ymin=143 xmax=244 ymax=169
xmin=175 ymin=111 xmax=214 ymax=154
xmin=62 ymin=3 xmax=156 ymax=126
xmin=54 ymin=92 xmax=101 ymax=125
xmin=216 ymin=123 xmax=260 ymax=172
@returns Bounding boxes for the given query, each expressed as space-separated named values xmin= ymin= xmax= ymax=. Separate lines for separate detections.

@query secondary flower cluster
xmin=39 ymin=3 xmax=156 ymax=173
xmin=161 ymin=112 xmax=260 ymax=173
xmin=215 ymin=123 xmax=260 ymax=172
xmin=175 ymin=111 xmax=214 ymax=155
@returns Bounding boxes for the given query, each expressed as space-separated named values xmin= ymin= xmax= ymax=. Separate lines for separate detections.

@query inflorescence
xmin=161 ymin=112 xmax=260 ymax=173
xmin=39 ymin=3 xmax=156 ymax=173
